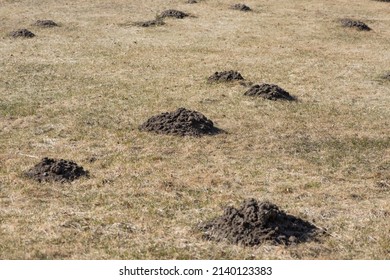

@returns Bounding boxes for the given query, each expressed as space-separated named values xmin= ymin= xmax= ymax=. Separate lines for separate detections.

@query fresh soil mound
xmin=139 ymin=107 xmax=222 ymax=137
xmin=340 ymin=18 xmax=371 ymax=31
xmin=159 ymin=9 xmax=189 ymax=19
xmin=25 ymin=157 xmax=88 ymax=183
xmin=208 ymin=70 xmax=245 ymax=82
xmin=134 ymin=19 xmax=165 ymax=27
xmin=10 ymin=29 xmax=35 ymax=38
xmin=34 ymin=20 xmax=58 ymax=27
xmin=244 ymin=83 xmax=295 ymax=101
xmin=231 ymin=3 xmax=252 ymax=11
xmin=199 ymin=198 xmax=322 ymax=246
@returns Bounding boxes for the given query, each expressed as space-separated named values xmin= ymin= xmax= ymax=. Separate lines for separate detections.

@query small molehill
xmin=139 ymin=107 xmax=223 ymax=137
xmin=34 ymin=20 xmax=58 ymax=27
xmin=244 ymin=83 xmax=295 ymax=101
xmin=10 ymin=29 xmax=35 ymax=38
xmin=340 ymin=18 xmax=371 ymax=31
xmin=231 ymin=3 xmax=252 ymax=11
xmin=208 ymin=70 xmax=245 ymax=83
xmin=159 ymin=9 xmax=189 ymax=19
xmin=134 ymin=19 xmax=165 ymax=27
xmin=187 ymin=0 xmax=198 ymax=3
xmin=199 ymin=198 xmax=323 ymax=246
xmin=25 ymin=157 xmax=89 ymax=183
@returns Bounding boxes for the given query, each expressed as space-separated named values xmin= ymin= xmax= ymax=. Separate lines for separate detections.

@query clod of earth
xmin=244 ymin=83 xmax=296 ymax=101
xmin=159 ymin=9 xmax=189 ymax=19
xmin=134 ymin=19 xmax=165 ymax=27
xmin=199 ymin=198 xmax=323 ymax=246
xmin=10 ymin=29 xmax=35 ymax=38
xmin=25 ymin=157 xmax=89 ymax=183
xmin=139 ymin=107 xmax=223 ymax=137
xmin=340 ymin=18 xmax=371 ymax=31
xmin=34 ymin=20 xmax=58 ymax=27
xmin=208 ymin=70 xmax=245 ymax=82
xmin=231 ymin=3 xmax=252 ymax=11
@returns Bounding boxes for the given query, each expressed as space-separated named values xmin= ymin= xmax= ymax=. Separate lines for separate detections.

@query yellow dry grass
xmin=0 ymin=0 xmax=389 ymax=259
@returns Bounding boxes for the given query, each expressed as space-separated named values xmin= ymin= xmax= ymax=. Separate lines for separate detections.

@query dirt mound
xmin=187 ymin=0 xmax=198 ymax=3
xmin=25 ymin=157 xmax=89 ymax=183
xmin=231 ymin=3 xmax=252 ymax=11
xmin=208 ymin=70 xmax=245 ymax=83
xmin=34 ymin=20 xmax=58 ymax=27
xmin=159 ymin=9 xmax=189 ymax=19
xmin=10 ymin=29 xmax=35 ymax=38
xmin=139 ymin=107 xmax=223 ymax=137
xmin=199 ymin=198 xmax=322 ymax=246
xmin=134 ymin=19 xmax=165 ymax=27
xmin=244 ymin=83 xmax=295 ymax=101
xmin=340 ymin=18 xmax=371 ymax=31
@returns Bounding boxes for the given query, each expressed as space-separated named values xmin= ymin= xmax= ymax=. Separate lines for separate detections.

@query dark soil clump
xmin=34 ymin=20 xmax=58 ymax=27
xmin=134 ymin=19 xmax=165 ymax=27
xmin=10 ymin=29 xmax=35 ymax=38
xmin=159 ymin=9 xmax=189 ymax=19
xmin=199 ymin=198 xmax=323 ymax=246
xmin=139 ymin=107 xmax=223 ymax=137
xmin=187 ymin=0 xmax=198 ymax=3
xmin=208 ymin=70 xmax=245 ymax=83
xmin=231 ymin=3 xmax=252 ymax=11
xmin=25 ymin=157 xmax=89 ymax=183
xmin=340 ymin=18 xmax=371 ymax=31
xmin=244 ymin=83 xmax=295 ymax=101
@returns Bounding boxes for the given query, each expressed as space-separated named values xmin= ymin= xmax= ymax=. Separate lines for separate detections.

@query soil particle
xmin=159 ymin=9 xmax=189 ymax=19
xmin=244 ymin=83 xmax=295 ymax=101
xmin=231 ymin=4 xmax=252 ymax=11
xmin=208 ymin=70 xmax=245 ymax=82
xmin=199 ymin=198 xmax=323 ymax=246
xmin=139 ymin=107 xmax=223 ymax=137
xmin=340 ymin=18 xmax=371 ymax=31
xmin=34 ymin=20 xmax=58 ymax=27
xmin=10 ymin=29 xmax=35 ymax=38
xmin=134 ymin=19 xmax=165 ymax=27
xmin=25 ymin=157 xmax=89 ymax=183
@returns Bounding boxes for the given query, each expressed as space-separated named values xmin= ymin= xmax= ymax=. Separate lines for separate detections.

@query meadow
xmin=0 ymin=0 xmax=389 ymax=259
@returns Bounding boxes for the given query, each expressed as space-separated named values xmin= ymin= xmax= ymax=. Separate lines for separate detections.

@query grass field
xmin=0 ymin=0 xmax=389 ymax=259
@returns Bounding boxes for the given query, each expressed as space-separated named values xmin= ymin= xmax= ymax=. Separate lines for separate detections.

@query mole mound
xmin=187 ymin=0 xmax=198 ymax=3
xmin=340 ymin=18 xmax=371 ymax=31
xmin=34 ymin=20 xmax=58 ymax=27
xmin=10 ymin=29 xmax=35 ymax=38
xmin=134 ymin=19 xmax=165 ymax=27
xmin=244 ymin=83 xmax=296 ymax=101
xmin=199 ymin=198 xmax=323 ymax=246
xmin=139 ymin=107 xmax=223 ymax=137
xmin=159 ymin=9 xmax=189 ymax=19
xmin=208 ymin=70 xmax=245 ymax=83
xmin=231 ymin=3 xmax=252 ymax=11
xmin=25 ymin=157 xmax=89 ymax=183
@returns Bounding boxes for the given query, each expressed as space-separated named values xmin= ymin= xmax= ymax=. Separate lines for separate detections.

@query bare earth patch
xmin=244 ymin=83 xmax=296 ymax=101
xmin=159 ymin=9 xmax=189 ymax=19
xmin=230 ymin=4 xmax=252 ymax=12
xmin=25 ymin=157 xmax=89 ymax=183
xmin=133 ymin=19 xmax=165 ymax=27
xmin=9 ymin=29 xmax=35 ymax=38
xmin=34 ymin=20 xmax=58 ymax=27
xmin=208 ymin=70 xmax=245 ymax=82
xmin=139 ymin=107 xmax=223 ymax=137
xmin=199 ymin=198 xmax=323 ymax=246
xmin=340 ymin=18 xmax=371 ymax=31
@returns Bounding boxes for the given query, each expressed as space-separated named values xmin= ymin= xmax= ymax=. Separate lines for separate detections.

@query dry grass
xmin=1 ymin=0 xmax=390 ymax=259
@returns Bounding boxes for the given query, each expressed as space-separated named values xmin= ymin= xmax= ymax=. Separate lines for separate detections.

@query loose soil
xmin=231 ymin=4 xmax=252 ymax=11
xmin=159 ymin=10 xmax=189 ymax=19
xmin=340 ymin=18 xmax=371 ymax=31
xmin=244 ymin=83 xmax=296 ymax=101
xmin=139 ymin=107 xmax=223 ymax=137
xmin=208 ymin=70 xmax=245 ymax=82
xmin=34 ymin=20 xmax=58 ymax=27
xmin=25 ymin=157 xmax=89 ymax=183
xmin=134 ymin=19 xmax=165 ymax=27
xmin=9 ymin=29 xmax=35 ymax=38
xmin=199 ymin=198 xmax=323 ymax=246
